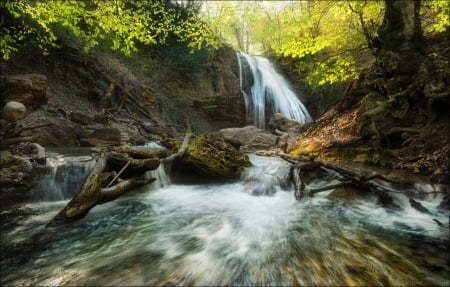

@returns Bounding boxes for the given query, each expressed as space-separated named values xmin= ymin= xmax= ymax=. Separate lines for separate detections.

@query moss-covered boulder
xmin=178 ymin=134 xmax=251 ymax=178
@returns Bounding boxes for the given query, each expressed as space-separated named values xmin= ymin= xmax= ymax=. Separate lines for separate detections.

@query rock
xmin=0 ymin=151 xmax=34 ymax=208
xmin=2 ymin=101 xmax=27 ymax=124
xmin=79 ymin=127 xmax=122 ymax=147
xmin=269 ymin=113 xmax=304 ymax=133
xmin=218 ymin=126 xmax=278 ymax=152
xmin=178 ymin=134 xmax=251 ymax=178
xmin=409 ymin=198 xmax=431 ymax=214
xmin=377 ymin=191 xmax=400 ymax=208
xmin=0 ymin=74 xmax=48 ymax=110
xmin=19 ymin=113 xmax=83 ymax=146
xmin=437 ymin=195 xmax=449 ymax=210
xmin=243 ymin=173 xmax=277 ymax=196
xmin=70 ymin=111 xmax=94 ymax=125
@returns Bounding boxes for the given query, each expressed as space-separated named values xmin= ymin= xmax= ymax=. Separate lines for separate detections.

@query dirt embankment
xmin=288 ymin=32 xmax=449 ymax=183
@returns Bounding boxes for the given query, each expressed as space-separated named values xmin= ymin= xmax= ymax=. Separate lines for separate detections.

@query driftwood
xmin=163 ymin=118 xmax=192 ymax=162
xmin=284 ymin=154 xmax=447 ymax=200
xmin=106 ymin=160 xmax=130 ymax=188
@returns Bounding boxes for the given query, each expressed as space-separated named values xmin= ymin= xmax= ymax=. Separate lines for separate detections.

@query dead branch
xmin=163 ymin=118 xmax=192 ymax=162
xmin=106 ymin=160 xmax=130 ymax=188
xmin=286 ymin=154 xmax=422 ymax=200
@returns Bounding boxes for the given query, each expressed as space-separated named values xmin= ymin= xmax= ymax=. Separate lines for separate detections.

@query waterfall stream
xmin=237 ymin=52 xmax=312 ymax=129
xmin=1 ymin=152 xmax=448 ymax=286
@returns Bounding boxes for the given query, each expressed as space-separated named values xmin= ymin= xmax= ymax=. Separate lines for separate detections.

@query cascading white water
xmin=237 ymin=52 xmax=312 ymax=129
xmin=32 ymin=153 xmax=96 ymax=201
xmin=1 ymin=155 xmax=448 ymax=286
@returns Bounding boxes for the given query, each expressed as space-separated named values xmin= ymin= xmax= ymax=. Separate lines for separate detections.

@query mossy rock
xmin=180 ymin=134 xmax=251 ymax=178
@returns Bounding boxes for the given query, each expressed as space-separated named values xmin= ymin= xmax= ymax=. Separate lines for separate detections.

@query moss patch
xmin=181 ymin=134 xmax=251 ymax=178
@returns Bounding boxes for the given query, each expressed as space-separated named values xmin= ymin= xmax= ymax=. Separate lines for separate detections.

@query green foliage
xmin=421 ymin=1 xmax=450 ymax=33
xmin=201 ymin=1 xmax=383 ymax=91
xmin=1 ymin=0 xmax=219 ymax=61
xmin=267 ymin=1 xmax=383 ymax=89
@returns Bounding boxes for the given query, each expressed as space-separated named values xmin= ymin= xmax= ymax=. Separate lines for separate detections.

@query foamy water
xmin=1 ymin=155 xmax=448 ymax=286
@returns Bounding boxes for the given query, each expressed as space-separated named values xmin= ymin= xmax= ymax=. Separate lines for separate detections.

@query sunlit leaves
xmin=1 ymin=0 xmax=218 ymax=60
xmin=422 ymin=1 xmax=449 ymax=33
xmin=307 ymin=58 xmax=359 ymax=86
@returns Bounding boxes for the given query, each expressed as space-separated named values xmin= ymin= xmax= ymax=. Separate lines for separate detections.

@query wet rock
xmin=0 ymin=74 xmax=48 ymax=110
xmin=409 ymin=198 xmax=431 ymax=214
xmin=243 ymin=174 xmax=277 ymax=196
xmin=377 ymin=191 xmax=400 ymax=208
xmin=178 ymin=134 xmax=251 ymax=178
xmin=0 ymin=151 xmax=34 ymax=208
xmin=436 ymin=195 xmax=449 ymax=211
xmin=269 ymin=113 xmax=304 ymax=133
xmin=218 ymin=126 xmax=278 ymax=152
xmin=2 ymin=101 xmax=27 ymax=124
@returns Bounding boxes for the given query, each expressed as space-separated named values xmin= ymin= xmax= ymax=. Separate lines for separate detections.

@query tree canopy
xmin=201 ymin=0 xmax=448 ymax=89
xmin=1 ymin=1 xmax=448 ymax=89
xmin=0 ymin=0 xmax=219 ymax=60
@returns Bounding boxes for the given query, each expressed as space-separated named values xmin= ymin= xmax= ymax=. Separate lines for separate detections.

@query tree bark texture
xmin=377 ymin=0 xmax=423 ymax=76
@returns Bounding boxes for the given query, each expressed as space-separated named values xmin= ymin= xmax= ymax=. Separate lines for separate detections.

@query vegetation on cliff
xmin=1 ymin=0 xmax=449 ymax=179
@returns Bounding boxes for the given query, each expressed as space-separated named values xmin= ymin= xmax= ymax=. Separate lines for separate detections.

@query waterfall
xmin=32 ymin=154 xmax=95 ymax=201
xmin=237 ymin=52 xmax=312 ymax=129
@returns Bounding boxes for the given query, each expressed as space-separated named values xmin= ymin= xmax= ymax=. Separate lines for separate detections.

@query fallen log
xmin=46 ymin=155 xmax=110 ymax=227
xmin=107 ymin=151 xmax=160 ymax=174
xmin=285 ymin=155 xmax=447 ymax=201
xmin=46 ymin=120 xmax=193 ymax=227
xmin=100 ymin=176 xmax=155 ymax=203
xmin=46 ymin=154 xmax=155 ymax=227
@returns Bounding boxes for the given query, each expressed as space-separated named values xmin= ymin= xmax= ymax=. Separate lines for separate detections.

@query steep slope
xmin=288 ymin=32 xmax=449 ymax=181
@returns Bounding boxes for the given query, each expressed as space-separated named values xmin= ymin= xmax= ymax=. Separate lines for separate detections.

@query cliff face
xmin=1 ymin=44 xmax=247 ymax=146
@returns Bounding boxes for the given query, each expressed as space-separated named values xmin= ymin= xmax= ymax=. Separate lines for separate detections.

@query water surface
xmin=1 ymin=155 xmax=448 ymax=286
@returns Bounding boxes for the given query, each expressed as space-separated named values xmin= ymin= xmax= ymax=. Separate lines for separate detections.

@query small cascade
xmin=237 ymin=52 xmax=312 ymax=129
xmin=146 ymin=160 xmax=171 ymax=190
xmin=32 ymin=153 xmax=95 ymax=202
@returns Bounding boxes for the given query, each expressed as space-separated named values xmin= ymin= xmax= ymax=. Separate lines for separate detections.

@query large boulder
xmin=79 ymin=127 xmax=122 ymax=147
xmin=177 ymin=134 xmax=251 ymax=178
xmin=0 ymin=74 xmax=48 ymax=110
xmin=218 ymin=126 xmax=278 ymax=152
xmin=268 ymin=113 xmax=305 ymax=133
xmin=2 ymin=101 xmax=27 ymax=124
xmin=19 ymin=113 xmax=84 ymax=146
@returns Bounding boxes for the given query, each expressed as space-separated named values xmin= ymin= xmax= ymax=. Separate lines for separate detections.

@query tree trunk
xmin=377 ymin=0 xmax=423 ymax=76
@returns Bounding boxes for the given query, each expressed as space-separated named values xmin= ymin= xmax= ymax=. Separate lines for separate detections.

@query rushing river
xmin=1 ymin=153 xmax=448 ymax=286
